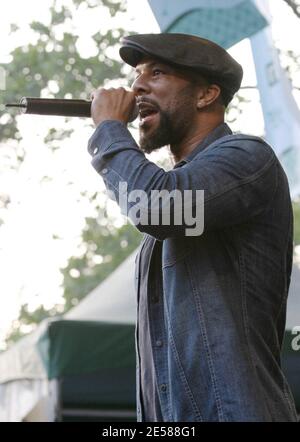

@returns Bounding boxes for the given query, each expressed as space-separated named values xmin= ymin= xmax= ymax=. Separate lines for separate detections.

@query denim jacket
xmin=88 ymin=120 xmax=298 ymax=422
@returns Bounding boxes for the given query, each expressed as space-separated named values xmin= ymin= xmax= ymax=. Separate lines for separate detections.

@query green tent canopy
xmin=0 ymin=250 xmax=299 ymax=421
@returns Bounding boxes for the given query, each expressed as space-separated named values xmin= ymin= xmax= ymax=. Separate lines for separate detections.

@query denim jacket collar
xmin=173 ymin=122 xmax=232 ymax=169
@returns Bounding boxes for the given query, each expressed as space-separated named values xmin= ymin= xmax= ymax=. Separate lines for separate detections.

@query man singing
xmin=88 ymin=33 xmax=297 ymax=422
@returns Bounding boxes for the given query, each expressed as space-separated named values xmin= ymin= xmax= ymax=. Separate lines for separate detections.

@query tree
xmin=282 ymin=0 xmax=300 ymax=19
xmin=5 ymin=215 xmax=142 ymax=347
xmin=293 ymin=202 xmax=300 ymax=245
xmin=2 ymin=0 xmax=300 ymax=348
xmin=4 ymin=303 xmax=63 ymax=348
xmin=2 ymin=0 xmax=142 ymax=348
xmin=0 ymin=0 xmax=127 ymax=143
xmin=60 ymin=211 xmax=142 ymax=312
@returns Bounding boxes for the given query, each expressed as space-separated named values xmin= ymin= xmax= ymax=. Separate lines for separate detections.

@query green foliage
xmin=293 ymin=201 xmax=300 ymax=245
xmin=4 ymin=211 xmax=141 ymax=347
xmin=4 ymin=211 xmax=142 ymax=347
xmin=5 ymin=303 xmax=63 ymax=347
xmin=3 ymin=0 xmax=142 ymax=348
xmin=0 ymin=0 xmax=127 ymax=143
xmin=3 ymin=0 xmax=300 ymax=350
xmin=60 ymin=214 xmax=142 ymax=311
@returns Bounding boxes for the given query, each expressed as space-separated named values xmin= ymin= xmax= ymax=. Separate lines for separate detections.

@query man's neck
xmin=170 ymin=118 xmax=225 ymax=163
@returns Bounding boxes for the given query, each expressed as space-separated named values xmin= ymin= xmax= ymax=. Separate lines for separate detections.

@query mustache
xmin=136 ymin=96 xmax=161 ymax=111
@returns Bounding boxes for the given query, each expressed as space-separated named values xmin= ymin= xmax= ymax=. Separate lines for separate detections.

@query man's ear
xmin=197 ymin=84 xmax=221 ymax=109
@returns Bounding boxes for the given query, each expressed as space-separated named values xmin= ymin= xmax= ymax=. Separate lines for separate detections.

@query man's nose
xmin=132 ymin=74 xmax=151 ymax=95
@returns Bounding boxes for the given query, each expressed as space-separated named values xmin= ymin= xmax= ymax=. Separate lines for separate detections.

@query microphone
xmin=5 ymin=97 xmax=139 ymax=122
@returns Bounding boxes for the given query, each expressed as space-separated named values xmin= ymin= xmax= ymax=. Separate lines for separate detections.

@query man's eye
xmin=153 ymin=69 xmax=163 ymax=76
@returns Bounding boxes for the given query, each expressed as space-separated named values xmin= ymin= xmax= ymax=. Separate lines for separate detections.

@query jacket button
xmin=160 ymin=384 xmax=167 ymax=392
xmin=93 ymin=147 xmax=99 ymax=155
xmin=156 ymin=339 xmax=163 ymax=347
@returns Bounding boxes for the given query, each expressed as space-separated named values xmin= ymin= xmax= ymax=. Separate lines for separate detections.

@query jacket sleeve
xmin=88 ymin=120 xmax=278 ymax=240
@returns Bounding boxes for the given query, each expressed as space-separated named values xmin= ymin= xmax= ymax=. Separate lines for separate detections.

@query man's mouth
xmin=138 ymin=102 xmax=159 ymax=128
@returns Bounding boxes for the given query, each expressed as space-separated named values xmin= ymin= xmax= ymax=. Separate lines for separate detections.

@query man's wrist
xmin=92 ymin=116 xmax=127 ymax=128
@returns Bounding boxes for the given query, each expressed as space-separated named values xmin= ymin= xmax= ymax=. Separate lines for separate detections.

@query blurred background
xmin=0 ymin=0 xmax=299 ymax=422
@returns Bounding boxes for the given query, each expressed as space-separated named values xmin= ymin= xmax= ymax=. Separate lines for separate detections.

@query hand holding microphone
xmin=5 ymin=88 xmax=139 ymax=124
xmin=90 ymin=87 xmax=138 ymax=127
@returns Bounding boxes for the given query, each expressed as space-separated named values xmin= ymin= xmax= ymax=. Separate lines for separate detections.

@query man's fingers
xmin=91 ymin=87 xmax=134 ymax=97
xmin=90 ymin=86 xmax=137 ymax=126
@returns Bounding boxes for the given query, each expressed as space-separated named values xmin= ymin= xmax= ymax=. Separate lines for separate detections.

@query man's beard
xmin=139 ymin=85 xmax=197 ymax=154
xmin=139 ymin=110 xmax=175 ymax=154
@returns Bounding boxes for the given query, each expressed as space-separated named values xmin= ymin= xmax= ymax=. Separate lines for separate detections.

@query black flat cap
xmin=119 ymin=33 xmax=243 ymax=105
